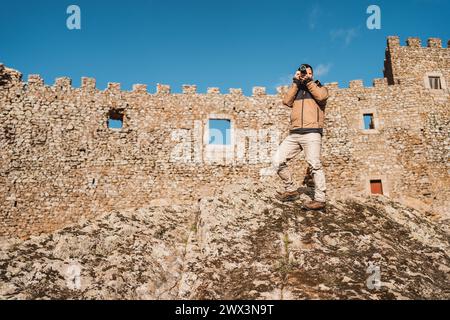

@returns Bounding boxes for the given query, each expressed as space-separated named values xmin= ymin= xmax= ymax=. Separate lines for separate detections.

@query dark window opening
xmin=370 ymin=180 xmax=384 ymax=195
xmin=13 ymin=200 xmax=17 ymax=207
xmin=429 ymin=76 xmax=442 ymax=89
xmin=363 ymin=114 xmax=375 ymax=130
xmin=108 ymin=109 xmax=124 ymax=129
xmin=92 ymin=178 xmax=96 ymax=185
xmin=208 ymin=119 xmax=231 ymax=145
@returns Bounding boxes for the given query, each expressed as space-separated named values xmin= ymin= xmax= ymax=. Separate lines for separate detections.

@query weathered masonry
xmin=1 ymin=36 xmax=449 ymax=238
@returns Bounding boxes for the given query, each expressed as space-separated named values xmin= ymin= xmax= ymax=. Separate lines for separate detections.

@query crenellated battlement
xmin=2 ymin=73 xmax=405 ymax=97
xmin=81 ymin=77 xmax=96 ymax=91
xmin=384 ymin=36 xmax=450 ymax=86
xmin=54 ymin=77 xmax=72 ymax=90
xmin=387 ymin=36 xmax=449 ymax=49
xmin=27 ymin=74 xmax=44 ymax=86
xmin=132 ymin=84 xmax=148 ymax=93
xmin=106 ymin=82 xmax=121 ymax=92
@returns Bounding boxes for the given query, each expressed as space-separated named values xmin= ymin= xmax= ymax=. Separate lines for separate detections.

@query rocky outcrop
xmin=1 ymin=180 xmax=449 ymax=300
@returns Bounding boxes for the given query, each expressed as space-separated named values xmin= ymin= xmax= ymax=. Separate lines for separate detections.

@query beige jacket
xmin=282 ymin=81 xmax=329 ymax=131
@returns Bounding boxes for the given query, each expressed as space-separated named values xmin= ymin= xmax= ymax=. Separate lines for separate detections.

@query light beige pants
xmin=272 ymin=133 xmax=327 ymax=202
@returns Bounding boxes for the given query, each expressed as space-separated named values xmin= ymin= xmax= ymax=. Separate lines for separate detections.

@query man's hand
xmin=293 ymin=71 xmax=302 ymax=87
xmin=293 ymin=71 xmax=313 ymax=88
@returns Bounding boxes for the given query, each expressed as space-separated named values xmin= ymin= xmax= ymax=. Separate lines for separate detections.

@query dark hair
xmin=299 ymin=64 xmax=313 ymax=73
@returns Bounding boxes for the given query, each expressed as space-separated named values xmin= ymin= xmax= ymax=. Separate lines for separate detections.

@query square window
xmin=370 ymin=180 xmax=383 ymax=195
xmin=108 ymin=109 xmax=124 ymax=129
xmin=208 ymin=119 xmax=231 ymax=145
xmin=429 ymin=76 xmax=442 ymax=89
xmin=363 ymin=114 xmax=375 ymax=130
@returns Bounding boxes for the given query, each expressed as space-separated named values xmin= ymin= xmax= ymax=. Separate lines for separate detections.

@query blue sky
xmin=1 ymin=0 xmax=449 ymax=95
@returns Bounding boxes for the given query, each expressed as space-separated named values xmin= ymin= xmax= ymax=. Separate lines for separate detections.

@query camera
xmin=293 ymin=64 xmax=313 ymax=87
xmin=298 ymin=65 xmax=308 ymax=76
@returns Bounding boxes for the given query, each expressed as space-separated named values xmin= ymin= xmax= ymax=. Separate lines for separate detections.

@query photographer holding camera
xmin=272 ymin=64 xmax=329 ymax=210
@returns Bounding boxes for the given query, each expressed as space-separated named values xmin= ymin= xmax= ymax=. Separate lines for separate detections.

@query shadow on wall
xmin=0 ymin=70 xmax=13 ymax=86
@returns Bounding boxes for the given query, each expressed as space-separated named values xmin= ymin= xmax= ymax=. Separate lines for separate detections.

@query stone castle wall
xmin=1 ymin=36 xmax=449 ymax=238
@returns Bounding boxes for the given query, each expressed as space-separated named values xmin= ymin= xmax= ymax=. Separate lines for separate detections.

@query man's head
xmin=295 ymin=64 xmax=313 ymax=81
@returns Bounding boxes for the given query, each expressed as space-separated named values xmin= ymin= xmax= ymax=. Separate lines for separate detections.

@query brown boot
xmin=275 ymin=190 xmax=300 ymax=202
xmin=303 ymin=200 xmax=326 ymax=210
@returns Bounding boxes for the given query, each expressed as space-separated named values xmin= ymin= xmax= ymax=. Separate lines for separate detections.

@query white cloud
xmin=315 ymin=63 xmax=332 ymax=77
xmin=274 ymin=74 xmax=294 ymax=88
xmin=330 ymin=28 xmax=358 ymax=46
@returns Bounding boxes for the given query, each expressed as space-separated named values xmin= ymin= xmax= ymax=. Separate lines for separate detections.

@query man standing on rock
xmin=272 ymin=64 xmax=329 ymax=210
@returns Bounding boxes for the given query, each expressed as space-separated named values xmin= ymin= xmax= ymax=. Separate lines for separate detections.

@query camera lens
xmin=298 ymin=65 xmax=308 ymax=75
